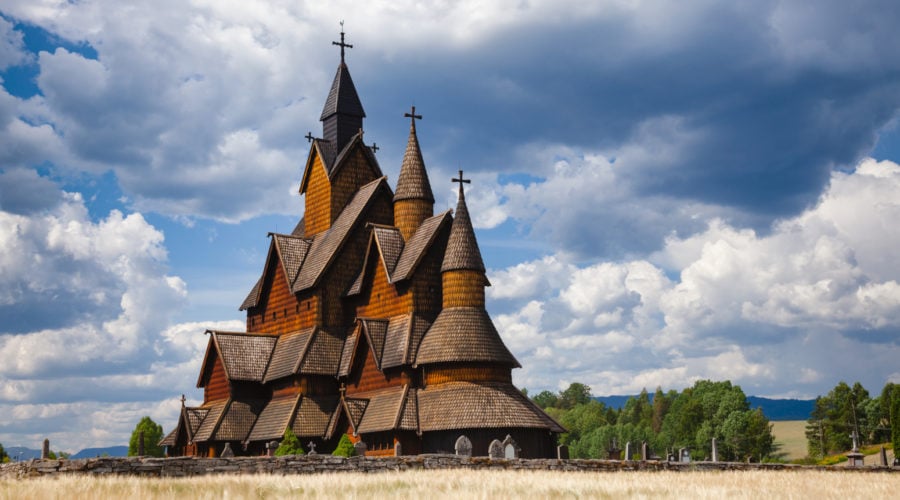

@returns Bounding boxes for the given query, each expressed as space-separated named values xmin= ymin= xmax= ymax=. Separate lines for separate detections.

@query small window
xmin=272 ymin=311 xmax=277 ymax=320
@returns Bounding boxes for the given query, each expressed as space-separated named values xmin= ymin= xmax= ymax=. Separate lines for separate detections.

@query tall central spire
xmin=320 ymin=24 xmax=365 ymax=153
xmin=393 ymin=106 xmax=435 ymax=241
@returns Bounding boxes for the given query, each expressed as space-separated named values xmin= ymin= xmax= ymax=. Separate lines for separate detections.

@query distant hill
xmin=594 ymin=395 xmax=814 ymax=421
xmin=5 ymin=446 xmax=42 ymax=461
xmin=70 ymin=446 xmax=129 ymax=459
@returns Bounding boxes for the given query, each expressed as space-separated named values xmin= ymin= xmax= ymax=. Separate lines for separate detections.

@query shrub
xmin=332 ymin=434 xmax=356 ymax=457
xmin=274 ymin=429 xmax=305 ymax=456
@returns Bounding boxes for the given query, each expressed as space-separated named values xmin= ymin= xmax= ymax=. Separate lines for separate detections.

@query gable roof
xmin=160 ymin=405 xmax=211 ymax=447
xmin=297 ymin=327 xmax=344 ymax=375
xmin=414 ymin=308 xmax=520 ymax=368
xmin=214 ymin=399 xmax=265 ymax=442
xmin=355 ymin=385 xmax=409 ymax=435
xmin=299 ymin=133 xmax=383 ymax=195
xmin=359 ymin=318 xmax=389 ymax=370
xmin=196 ymin=331 xmax=278 ymax=386
xmin=294 ymin=176 xmax=389 ymax=292
xmin=380 ymin=314 xmax=431 ymax=370
xmin=192 ymin=399 xmax=230 ymax=442
xmin=293 ymin=394 xmax=340 ymax=438
xmin=263 ymin=327 xmax=316 ymax=383
xmin=346 ymin=210 xmax=451 ymax=298
xmin=338 ymin=323 xmax=361 ymax=378
xmin=341 ymin=397 xmax=369 ymax=435
xmin=417 ymin=381 xmax=565 ymax=433
xmin=246 ymin=394 xmax=302 ymax=444
xmin=239 ymin=234 xmax=312 ymax=311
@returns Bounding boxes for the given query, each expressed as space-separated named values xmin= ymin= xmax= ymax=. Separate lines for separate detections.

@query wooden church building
xmin=161 ymin=31 xmax=563 ymax=458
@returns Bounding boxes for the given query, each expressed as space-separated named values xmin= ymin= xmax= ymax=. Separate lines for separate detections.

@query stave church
xmin=161 ymin=30 xmax=563 ymax=458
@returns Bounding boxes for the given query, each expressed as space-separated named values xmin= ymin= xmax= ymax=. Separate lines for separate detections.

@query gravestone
xmin=711 ymin=438 xmax=718 ymax=462
xmin=608 ymin=438 xmax=621 ymax=460
xmin=679 ymin=448 xmax=690 ymax=463
xmin=42 ymin=439 xmax=50 ymax=460
xmin=845 ymin=430 xmax=864 ymax=467
xmin=455 ymin=435 xmax=472 ymax=457
xmin=488 ymin=439 xmax=504 ymax=459
xmin=354 ymin=440 xmax=368 ymax=457
xmin=307 ymin=442 xmax=317 ymax=455
xmin=267 ymin=440 xmax=279 ymax=457
xmin=624 ymin=442 xmax=632 ymax=461
xmin=641 ymin=442 xmax=649 ymax=462
xmin=394 ymin=441 xmax=402 ymax=456
xmin=220 ymin=443 xmax=234 ymax=458
xmin=501 ymin=435 xmax=519 ymax=459
xmin=557 ymin=445 xmax=569 ymax=460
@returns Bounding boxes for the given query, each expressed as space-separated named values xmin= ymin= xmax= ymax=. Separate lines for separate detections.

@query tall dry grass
xmin=2 ymin=469 xmax=897 ymax=499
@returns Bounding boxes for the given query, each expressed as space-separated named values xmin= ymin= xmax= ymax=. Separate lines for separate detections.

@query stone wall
xmin=1 ymin=455 xmax=897 ymax=480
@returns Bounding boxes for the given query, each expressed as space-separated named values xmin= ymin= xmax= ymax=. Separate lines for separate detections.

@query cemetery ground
xmin=771 ymin=421 xmax=808 ymax=461
xmin=2 ymin=469 xmax=898 ymax=499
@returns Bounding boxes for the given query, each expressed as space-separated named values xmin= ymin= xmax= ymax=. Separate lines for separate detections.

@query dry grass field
xmin=3 ymin=469 xmax=898 ymax=499
xmin=771 ymin=420 xmax=809 ymax=460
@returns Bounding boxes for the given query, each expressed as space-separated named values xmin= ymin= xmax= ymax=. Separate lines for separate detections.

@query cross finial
xmin=305 ymin=132 xmax=315 ymax=143
xmin=371 ymin=143 xmax=379 ymax=153
xmin=404 ymin=105 xmax=423 ymax=129
xmin=451 ymin=169 xmax=470 ymax=196
xmin=180 ymin=394 xmax=186 ymax=407
xmin=339 ymin=382 xmax=346 ymax=397
xmin=333 ymin=21 xmax=353 ymax=62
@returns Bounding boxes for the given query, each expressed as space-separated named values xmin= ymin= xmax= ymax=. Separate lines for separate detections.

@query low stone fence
xmin=2 ymin=455 xmax=897 ymax=480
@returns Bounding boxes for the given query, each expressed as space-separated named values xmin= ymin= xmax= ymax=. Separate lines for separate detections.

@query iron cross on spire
xmin=405 ymin=105 xmax=422 ymax=128
xmin=305 ymin=132 xmax=315 ymax=143
xmin=333 ymin=21 xmax=353 ymax=62
xmin=452 ymin=169 xmax=470 ymax=195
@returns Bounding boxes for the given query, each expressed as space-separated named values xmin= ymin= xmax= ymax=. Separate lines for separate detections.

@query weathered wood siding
xmin=442 ymin=270 xmax=485 ymax=308
xmin=346 ymin=338 xmax=411 ymax=394
xmin=394 ymin=199 xmax=433 ymax=241
xmin=246 ymin=257 xmax=319 ymax=334
xmin=424 ymin=365 xmax=511 ymax=386
xmin=330 ymin=147 xmax=381 ymax=226
xmin=304 ymin=154 xmax=332 ymax=236
xmin=355 ymin=254 xmax=411 ymax=318
xmin=204 ymin=356 xmax=229 ymax=403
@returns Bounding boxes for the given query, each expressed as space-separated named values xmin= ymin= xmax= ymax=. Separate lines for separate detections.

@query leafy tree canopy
xmin=128 ymin=416 xmax=165 ymax=457
xmin=332 ymin=434 xmax=356 ymax=457
xmin=274 ymin=428 xmax=305 ymax=456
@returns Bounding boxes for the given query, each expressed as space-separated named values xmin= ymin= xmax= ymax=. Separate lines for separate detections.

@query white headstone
xmin=455 ymin=435 xmax=472 ymax=457
xmin=488 ymin=439 xmax=504 ymax=459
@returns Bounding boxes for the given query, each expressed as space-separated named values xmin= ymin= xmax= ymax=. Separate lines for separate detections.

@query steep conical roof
xmin=394 ymin=112 xmax=434 ymax=202
xmin=320 ymin=61 xmax=366 ymax=121
xmin=441 ymin=174 xmax=485 ymax=273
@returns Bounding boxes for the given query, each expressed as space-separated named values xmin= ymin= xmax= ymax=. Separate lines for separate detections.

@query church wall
xmin=204 ymin=356 xmax=229 ymax=403
xmin=246 ymin=257 xmax=319 ymax=334
xmin=394 ymin=199 xmax=432 ymax=242
xmin=330 ymin=147 xmax=381 ymax=226
xmin=423 ymin=365 xmax=511 ymax=386
xmin=442 ymin=270 xmax=485 ymax=308
xmin=355 ymin=254 xmax=411 ymax=319
xmin=304 ymin=155 xmax=332 ymax=236
xmin=422 ymin=428 xmax=557 ymax=459
xmin=346 ymin=336 xmax=411 ymax=394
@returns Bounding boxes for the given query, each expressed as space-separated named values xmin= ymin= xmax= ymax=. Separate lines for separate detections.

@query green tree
xmin=0 ymin=442 xmax=8 ymax=463
xmin=805 ymin=381 xmax=870 ymax=457
xmin=532 ymin=390 xmax=559 ymax=409
xmin=558 ymin=400 xmax=610 ymax=447
xmin=892 ymin=387 xmax=900 ymax=454
xmin=332 ymin=434 xmax=356 ymax=457
xmin=128 ymin=416 xmax=165 ymax=457
xmin=558 ymin=382 xmax=592 ymax=410
xmin=274 ymin=428 xmax=305 ymax=456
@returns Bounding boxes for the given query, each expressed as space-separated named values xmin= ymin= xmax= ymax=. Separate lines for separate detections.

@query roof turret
xmin=394 ymin=106 xmax=434 ymax=203
xmin=320 ymin=26 xmax=365 ymax=152
xmin=441 ymin=170 xmax=485 ymax=273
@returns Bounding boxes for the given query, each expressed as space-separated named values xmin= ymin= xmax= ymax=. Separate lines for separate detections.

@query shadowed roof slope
xmin=415 ymin=308 xmax=519 ymax=368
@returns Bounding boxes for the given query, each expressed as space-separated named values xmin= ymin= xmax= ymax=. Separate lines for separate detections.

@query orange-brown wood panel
xmin=442 ymin=270 xmax=485 ymax=308
xmin=305 ymin=154 xmax=332 ymax=236
xmin=246 ymin=256 xmax=320 ymax=334
xmin=394 ymin=198 xmax=433 ymax=241
xmin=345 ymin=339 xmax=410 ymax=394
xmin=204 ymin=356 xmax=229 ymax=403
xmin=355 ymin=255 xmax=411 ymax=319
xmin=424 ymin=365 xmax=512 ymax=386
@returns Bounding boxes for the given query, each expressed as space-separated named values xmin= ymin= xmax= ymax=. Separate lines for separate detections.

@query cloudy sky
xmin=2 ymin=1 xmax=900 ymax=452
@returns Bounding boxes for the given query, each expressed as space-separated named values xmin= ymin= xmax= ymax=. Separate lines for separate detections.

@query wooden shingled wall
xmin=329 ymin=148 xmax=381 ymax=226
xmin=304 ymin=154 xmax=332 ymax=237
xmin=442 ymin=269 xmax=485 ymax=308
xmin=395 ymin=199 xmax=432 ymax=242
xmin=355 ymin=255 xmax=411 ymax=319
xmin=246 ymin=257 xmax=319 ymax=334
xmin=204 ymin=356 xmax=230 ymax=403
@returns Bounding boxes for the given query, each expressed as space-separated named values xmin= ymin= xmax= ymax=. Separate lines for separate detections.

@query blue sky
xmin=2 ymin=1 xmax=900 ymax=452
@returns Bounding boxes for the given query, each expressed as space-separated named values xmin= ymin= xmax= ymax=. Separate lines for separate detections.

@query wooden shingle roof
xmin=239 ymin=234 xmax=312 ymax=311
xmin=342 ymin=397 xmax=368 ymax=435
xmin=355 ymin=385 xmax=408 ymax=435
xmin=415 ymin=308 xmax=520 ymax=368
xmin=239 ymin=276 xmax=262 ymax=311
xmin=338 ymin=323 xmax=360 ymax=378
xmin=380 ymin=314 xmax=431 ymax=370
xmin=294 ymin=177 xmax=388 ymax=292
xmin=246 ymin=395 xmax=301 ymax=443
xmin=210 ymin=331 xmax=278 ymax=382
xmin=320 ymin=61 xmax=365 ymax=121
xmin=394 ymin=121 xmax=434 ymax=202
xmin=297 ymin=328 xmax=344 ymax=375
xmin=441 ymin=184 xmax=485 ymax=274
xmin=263 ymin=327 xmax=315 ymax=383
xmin=360 ymin=318 xmax=389 ymax=369
xmin=418 ymin=381 xmax=565 ymax=433
xmin=293 ymin=395 xmax=340 ymax=438
xmin=192 ymin=399 xmax=229 ymax=442
xmin=392 ymin=210 xmax=451 ymax=281
xmin=214 ymin=399 xmax=265 ymax=442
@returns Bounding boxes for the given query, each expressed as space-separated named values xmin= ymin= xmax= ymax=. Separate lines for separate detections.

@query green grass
xmin=771 ymin=420 xmax=808 ymax=460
